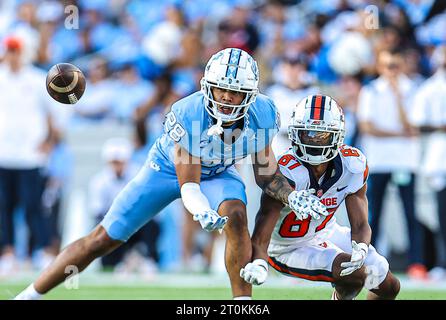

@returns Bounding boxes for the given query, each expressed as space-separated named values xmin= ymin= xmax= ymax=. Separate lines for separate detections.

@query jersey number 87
xmin=279 ymin=208 xmax=336 ymax=238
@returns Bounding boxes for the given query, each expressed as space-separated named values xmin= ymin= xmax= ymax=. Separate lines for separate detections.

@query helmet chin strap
xmin=207 ymin=116 xmax=223 ymax=136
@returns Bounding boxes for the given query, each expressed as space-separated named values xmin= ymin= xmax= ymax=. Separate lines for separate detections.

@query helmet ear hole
xmin=292 ymin=143 xmax=304 ymax=158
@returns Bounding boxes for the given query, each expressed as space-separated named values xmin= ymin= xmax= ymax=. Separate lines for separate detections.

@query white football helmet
xmin=288 ymin=95 xmax=345 ymax=164
xmin=201 ymin=48 xmax=259 ymax=122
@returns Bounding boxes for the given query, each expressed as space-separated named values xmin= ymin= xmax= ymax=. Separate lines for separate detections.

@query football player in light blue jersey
xmin=15 ymin=48 xmax=328 ymax=300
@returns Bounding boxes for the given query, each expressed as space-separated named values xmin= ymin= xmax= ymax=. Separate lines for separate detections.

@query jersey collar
xmin=303 ymin=154 xmax=343 ymax=197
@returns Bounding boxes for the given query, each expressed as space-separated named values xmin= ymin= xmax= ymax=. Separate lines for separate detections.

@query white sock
xmin=14 ymin=284 xmax=43 ymax=300
xmin=233 ymin=296 xmax=252 ymax=300
xmin=331 ymin=290 xmax=338 ymax=300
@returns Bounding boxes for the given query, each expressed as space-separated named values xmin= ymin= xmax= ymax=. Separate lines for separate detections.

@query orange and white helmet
xmin=288 ymin=94 xmax=345 ymax=164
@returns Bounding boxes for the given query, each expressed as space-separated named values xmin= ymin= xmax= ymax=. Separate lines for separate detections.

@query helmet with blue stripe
xmin=201 ymin=48 xmax=259 ymax=122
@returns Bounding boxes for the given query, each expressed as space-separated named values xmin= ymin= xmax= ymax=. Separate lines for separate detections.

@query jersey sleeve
xmin=340 ymin=145 xmax=368 ymax=194
xmin=164 ymin=97 xmax=201 ymax=157
xmin=276 ymin=151 xmax=301 ymax=188
xmin=254 ymin=95 xmax=280 ymax=153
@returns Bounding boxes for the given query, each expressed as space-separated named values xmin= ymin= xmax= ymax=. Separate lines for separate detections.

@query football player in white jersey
xmin=240 ymin=94 xmax=400 ymax=300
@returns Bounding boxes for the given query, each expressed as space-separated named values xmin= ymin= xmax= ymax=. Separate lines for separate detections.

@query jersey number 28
xmin=164 ymin=111 xmax=186 ymax=142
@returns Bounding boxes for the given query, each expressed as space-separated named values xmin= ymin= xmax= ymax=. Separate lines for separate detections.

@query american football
xmin=46 ymin=63 xmax=86 ymax=104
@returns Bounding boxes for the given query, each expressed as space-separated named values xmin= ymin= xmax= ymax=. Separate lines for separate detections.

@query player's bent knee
xmin=376 ymin=272 xmax=400 ymax=299
xmin=335 ymin=269 xmax=367 ymax=289
xmin=87 ymin=225 xmax=123 ymax=257
xmin=333 ymin=253 xmax=367 ymax=288
xmin=219 ymin=201 xmax=247 ymax=232
xmin=387 ymin=276 xmax=400 ymax=299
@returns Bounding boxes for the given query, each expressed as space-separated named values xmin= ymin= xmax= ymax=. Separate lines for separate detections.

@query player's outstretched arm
xmin=240 ymin=192 xmax=283 ymax=286
xmin=345 ymin=184 xmax=372 ymax=246
xmin=251 ymin=192 xmax=283 ymax=261
xmin=174 ymin=144 xmax=228 ymax=232
xmin=174 ymin=143 xmax=202 ymax=186
xmin=340 ymin=184 xmax=372 ymax=277
xmin=251 ymin=145 xmax=327 ymax=217
xmin=240 ymin=146 xmax=290 ymax=286
xmin=251 ymin=145 xmax=294 ymax=204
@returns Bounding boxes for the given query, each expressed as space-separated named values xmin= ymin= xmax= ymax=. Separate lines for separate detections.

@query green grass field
xmin=1 ymin=272 xmax=445 ymax=300
xmin=2 ymin=285 xmax=446 ymax=300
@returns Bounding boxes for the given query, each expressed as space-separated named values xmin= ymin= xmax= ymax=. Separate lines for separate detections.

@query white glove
xmin=240 ymin=259 xmax=269 ymax=285
xmin=340 ymin=241 xmax=369 ymax=276
xmin=288 ymin=189 xmax=329 ymax=220
xmin=193 ymin=209 xmax=228 ymax=232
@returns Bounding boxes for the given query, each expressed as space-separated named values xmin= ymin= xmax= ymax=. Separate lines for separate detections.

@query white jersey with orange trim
xmin=268 ymin=145 xmax=369 ymax=256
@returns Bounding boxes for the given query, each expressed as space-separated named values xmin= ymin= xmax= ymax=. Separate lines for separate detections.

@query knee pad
xmin=364 ymin=257 xmax=390 ymax=290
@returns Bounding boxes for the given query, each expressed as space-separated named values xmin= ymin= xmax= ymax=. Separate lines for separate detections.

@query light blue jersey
xmin=101 ymin=91 xmax=279 ymax=241
xmin=154 ymin=91 xmax=279 ymax=176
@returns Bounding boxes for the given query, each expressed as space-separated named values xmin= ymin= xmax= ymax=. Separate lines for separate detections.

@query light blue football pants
xmin=100 ymin=156 xmax=247 ymax=242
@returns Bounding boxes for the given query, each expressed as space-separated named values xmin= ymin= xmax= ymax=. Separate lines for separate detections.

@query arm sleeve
xmin=180 ymin=182 xmax=212 ymax=216
xmin=343 ymin=147 xmax=368 ymax=194
xmin=276 ymin=153 xmax=297 ymax=188
xmin=255 ymin=97 xmax=280 ymax=153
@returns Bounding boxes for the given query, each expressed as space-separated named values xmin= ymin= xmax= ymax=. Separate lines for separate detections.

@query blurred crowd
xmin=1 ymin=0 xmax=446 ymax=282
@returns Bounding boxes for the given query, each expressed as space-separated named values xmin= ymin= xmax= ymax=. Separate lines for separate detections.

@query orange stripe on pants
xmin=268 ymin=257 xmax=335 ymax=282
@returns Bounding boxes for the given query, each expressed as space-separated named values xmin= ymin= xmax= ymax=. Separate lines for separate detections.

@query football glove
xmin=193 ymin=209 xmax=228 ymax=233
xmin=288 ymin=189 xmax=329 ymax=220
xmin=240 ymin=259 xmax=269 ymax=285
xmin=340 ymin=241 xmax=369 ymax=276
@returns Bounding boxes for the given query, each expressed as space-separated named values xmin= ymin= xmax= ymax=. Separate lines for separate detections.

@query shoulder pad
xmin=249 ymin=94 xmax=280 ymax=130
xmin=276 ymin=149 xmax=303 ymax=185
xmin=170 ymin=92 xmax=204 ymax=125
xmin=339 ymin=145 xmax=367 ymax=174
xmin=165 ymin=92 xmax=205 ymax=153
